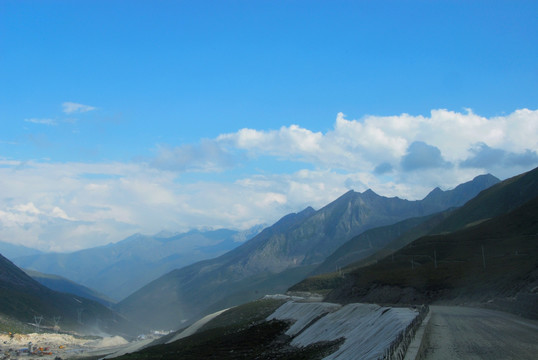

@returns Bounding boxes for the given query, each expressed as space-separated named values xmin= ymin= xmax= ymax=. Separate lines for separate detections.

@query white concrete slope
xmin=268 ymin=301 xmax=419 ymax=360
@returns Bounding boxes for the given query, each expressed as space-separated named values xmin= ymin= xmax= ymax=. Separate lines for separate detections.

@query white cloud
xmin=1 ymin=108 xmax=537 ymax=253
xmin=14 ymin=202 xmax=41 ymax=215
xmin=149 ymin=140 xmax=238 ymax=172
xmin=24 ymin=118 xmax=57 ymax=126
xmin=218 ymin=108 xmax=538 ymax=173
xmin=62 ymin=102 xmax=96 ymax=114
xmin=154 ymin=108 xmax=538 ymax=177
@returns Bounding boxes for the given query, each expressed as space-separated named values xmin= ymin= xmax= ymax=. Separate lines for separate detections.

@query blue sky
xmin=1 ymin=1 xmax=537 ymax=251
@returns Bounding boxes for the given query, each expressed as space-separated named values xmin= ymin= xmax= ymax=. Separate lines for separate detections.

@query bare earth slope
xmin=424 ymin=306 xmax=538 ymax=360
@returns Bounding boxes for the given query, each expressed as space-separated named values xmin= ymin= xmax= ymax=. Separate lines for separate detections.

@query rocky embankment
xmin=267 ymin=300 xmax=427 ymax=360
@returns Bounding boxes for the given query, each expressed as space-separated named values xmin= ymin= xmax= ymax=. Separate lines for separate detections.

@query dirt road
xmin=423 ymin=305 xmax=538 ymax=360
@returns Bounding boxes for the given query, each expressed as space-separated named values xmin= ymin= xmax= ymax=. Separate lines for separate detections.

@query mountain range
xmin=0 ymin=241 xmax=42 ymax=259
xmin=293 ymin=166 xmax=538 ymax=318
xmin=2 ymin=170 xmax=517 ymax=336
xmin=116 ymin=174 xmax=499 ymax=329
xmin=13 ymin=226 xmax=263 ymax=300
xmin=109 ymin=169 xmax=538 ymax=360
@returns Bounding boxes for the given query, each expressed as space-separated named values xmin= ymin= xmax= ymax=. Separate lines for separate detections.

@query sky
xmin=1 ymin=0 xmax=537 ymax=252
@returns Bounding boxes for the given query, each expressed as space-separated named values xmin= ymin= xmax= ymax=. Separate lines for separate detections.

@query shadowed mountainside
xmin=0 ymin=253 xmax=142 ymax=337
xmin=324 ymin=195 xmax=538 ymax=316
xmin=311 ymin=209 xmax=454 ymax=276
xmin=293 ymin=167 xmax=538 ymax=318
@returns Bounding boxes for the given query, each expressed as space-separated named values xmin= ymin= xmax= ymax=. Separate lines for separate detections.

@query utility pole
xmin=53 ymin=316 xmax=61 ymax=332
xmin=77 ymin=308 xmax=84 ymax=324
xmin=34 ymin=315 xmax=43 ymax=331
xmin=482 ymin=245 xmax=486 ymax=269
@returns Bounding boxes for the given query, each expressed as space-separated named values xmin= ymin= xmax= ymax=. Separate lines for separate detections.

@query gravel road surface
xmin=423 ymin=305 xmax=538 ymax=360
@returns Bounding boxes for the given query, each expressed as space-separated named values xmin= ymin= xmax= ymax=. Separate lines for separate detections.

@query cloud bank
xmin=215 ymin=109 xmax=538 ymax=174
xmin=1 ymin=108 xmax=537 ymax=252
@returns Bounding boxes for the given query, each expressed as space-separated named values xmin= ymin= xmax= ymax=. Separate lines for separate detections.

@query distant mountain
xmin=308 ymin=173 xmax=501 ymax=277
xmin=14 ymin=226 xmax=263 ymax=300
xmin=420 ymin=174 xmax=500 ymax=210
xmin=432 ymin=168 xmax=538 ymax=233
xmin=0 ymin=253 xmax=141 ymax=336
xmin=0 ymin=241 xmax=42 ymax=259
xmin=24 ymin=269 xmax=116 ymax=307
xmin=293 ymin=167 xmax=538 ymax=318
xmin=117 ymin=207 xmax=317 ymax=330
xmin=117 ymin=174 xmax=498 ymax=330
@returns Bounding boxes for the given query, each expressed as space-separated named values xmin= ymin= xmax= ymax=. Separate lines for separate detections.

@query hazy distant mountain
xmin=24 ymin=269 xmax=116 ymax=307
xmin=14 ymin=226 xmax=263 ymax=300
xmin=0 ymin=254 xmax=141 ymax=336
xmin=117 ymin=174 xmax=498 ymax=330
xmin=0 ymin=241 xmax=43 ymax=259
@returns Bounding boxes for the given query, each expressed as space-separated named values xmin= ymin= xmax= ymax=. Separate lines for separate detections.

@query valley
xmin=3 ymin=3 xmax=537 ymax=359
xmin=1 ymin=167 xmax=537 ymax=359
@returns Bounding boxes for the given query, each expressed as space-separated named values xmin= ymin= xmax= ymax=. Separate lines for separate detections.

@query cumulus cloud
xmin=62 ymin=102 xmax=96 ymax=114
xmin=461 ymin=143 xmax=506 ymax=168
xmin=204 ymin=108 xmax=538 ymax=197
xmin=461 ymin=142 xmax=538 ymax=169
xmin=401 ymin=141 xmax=452 ymax=171
xmin=24 ymin=118 xmax=57 ymax=126
xmin=2 ymin=108 xmax=537 ymax=252
xmin=213 ymin=109 xmax=538 ymax=178
xmin=374 ymin=163 xmax=393 ymax=174
xmin=0 ymin=161 xmax=336 ymax=251
xmin=507 ymin=150 xmax=538 ymax=167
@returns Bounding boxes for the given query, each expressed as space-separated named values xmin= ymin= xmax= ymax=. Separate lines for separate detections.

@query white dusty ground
xmin=0 ymin=332 xmax=128 ymax=359
xmin=268 ymin=301 xmax=419 ymax=360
